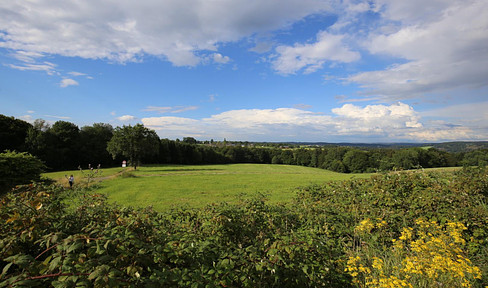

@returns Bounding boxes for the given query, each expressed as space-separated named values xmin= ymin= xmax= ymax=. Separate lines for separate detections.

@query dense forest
xmin=1 ymin=114 xmax=488 ymax=172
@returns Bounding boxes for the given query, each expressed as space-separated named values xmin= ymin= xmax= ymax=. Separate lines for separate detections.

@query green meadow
xmin=44 ymin=164 xmax=372 ymax=211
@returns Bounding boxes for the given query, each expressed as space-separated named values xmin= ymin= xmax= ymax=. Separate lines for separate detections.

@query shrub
xmin=0 ymin=150 xmax=46 ymax=195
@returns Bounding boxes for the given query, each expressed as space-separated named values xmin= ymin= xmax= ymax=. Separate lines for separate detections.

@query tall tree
xmin=49 ymin=121 xmax=81 ymax=170
xmin=80 ymin=123 xmax=114 ymax=167
xmin=0 ymin=114 xmax=32 ymax=152
xmin=106 ymin=124 xmax=159 ymax=169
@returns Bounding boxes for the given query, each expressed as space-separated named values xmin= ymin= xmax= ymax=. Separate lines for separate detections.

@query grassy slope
xmin=45 ymin=164 xmax=372 ymax=211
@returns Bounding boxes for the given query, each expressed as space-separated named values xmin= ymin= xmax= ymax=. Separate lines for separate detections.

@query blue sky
xmin=1 ymin=0 xmax=487 ymax=142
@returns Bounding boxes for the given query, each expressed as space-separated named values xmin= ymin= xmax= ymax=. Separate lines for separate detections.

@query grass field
xmin=44 ymin=164 xmax=372 ymax=211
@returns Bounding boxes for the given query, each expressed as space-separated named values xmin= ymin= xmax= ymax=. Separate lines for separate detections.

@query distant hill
xmin=430 ymin=141 xmax=488 ymax=153
xmin=285 ymin=141 xmax=488 ymax=153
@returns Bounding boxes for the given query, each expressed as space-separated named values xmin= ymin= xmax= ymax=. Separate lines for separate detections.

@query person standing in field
xmin=66 ymin=174 xmax=74 ymax=188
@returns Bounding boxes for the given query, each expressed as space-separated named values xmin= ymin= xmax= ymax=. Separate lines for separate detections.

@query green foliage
xmin=296 ymin=167 xmax=488 ymax=286
xmin=3 ymin=167 xmax=488 ymax=287
xmin=107 ymin=124 xmax=160 ymax=169
xmin=79 ymin=123 xmax=115 ymax=167
xmin=0 ymin=114 xmax=32 ymax=152
xmin=0 ymin=151 xmax=46 ymax=195
xmin=0 ymin=184 xmax=347 ymax=287
xmin=24 ymin=120 xmax=81 ymax=171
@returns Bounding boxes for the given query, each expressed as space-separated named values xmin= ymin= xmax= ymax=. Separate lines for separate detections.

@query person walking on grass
xmin=65 ymin=174 xmax=74 ymax=188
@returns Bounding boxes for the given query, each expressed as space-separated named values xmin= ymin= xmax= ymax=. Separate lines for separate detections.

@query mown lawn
xmin=45 ymin=164 xmax=372 ymax=211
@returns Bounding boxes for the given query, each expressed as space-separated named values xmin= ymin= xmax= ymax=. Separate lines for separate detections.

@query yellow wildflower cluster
xmin=345 ymin=256 xmax=412 ymax=288
xmin=346 ymin=219 xmax=482 ymax=288
xmin=354 ymin=218 xmax=388 ymax=235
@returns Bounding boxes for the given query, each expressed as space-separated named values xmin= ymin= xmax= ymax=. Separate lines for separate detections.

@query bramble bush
xmin=1 ymin=167 xmax=487 ymax=287
xmin=0 ymin=150 xmax=46 ymax=195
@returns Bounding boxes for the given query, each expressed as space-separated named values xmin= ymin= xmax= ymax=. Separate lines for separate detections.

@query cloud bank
xmin=1 ymin=0 xmax=486 ymax=102
xmin=345 ymin=0 xmax=488 ymax=100
xmin=141 ymin=103 xmax=477 ymax=142
xmin=0 ymin=0 xmax=328 ymax=66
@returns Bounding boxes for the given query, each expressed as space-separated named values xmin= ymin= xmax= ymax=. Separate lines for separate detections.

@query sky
xmin=1 ymin=0 xmax=487 ymax=143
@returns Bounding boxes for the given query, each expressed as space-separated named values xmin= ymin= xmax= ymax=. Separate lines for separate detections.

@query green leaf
xmin=1 ymin=263 xmax=12 ymax=277
xmin=15 ymin=255 xmax=35 ymax=268
xmin=49 ymin=256 xmax=62 ymax=272
xmin=67 ymin=241 xmax=83 ymax=253
xmin=88 ymin=268 xmax=101 ymax=281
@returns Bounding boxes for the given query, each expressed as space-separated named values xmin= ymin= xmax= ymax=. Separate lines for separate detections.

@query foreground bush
xmin=0 ymin=185 xmax=347 ymax=287
xmin=1 ymin=167 xmax=487 ymax=287
xmin=0 ymin=150 xmax=46 ymax=195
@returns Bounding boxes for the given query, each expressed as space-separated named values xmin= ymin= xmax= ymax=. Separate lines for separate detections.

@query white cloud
xmin=60 ymin=78 xmax=79 ymax=88
xmin=345 ymin=0 xmax=488 ymax=100
xmin=7 ymin=61 xmax=57 ymax=75
xmin=0 ymin=0 xmax=329 ymax=67
xmin=272 ymin=31 xmax=360 ymax=75
xmin=44 ymin=115 xmax=71 ymax=120
xmin=407 ymin=127 xmax=474 ymax=142
xmin=249 ymin=41 xmax=274 ymax=53
xmin=19 ymin=115 xmax=34 ymax=123
xmin=11 ymin=51 xmax=45 ymax=63
xmin=212 ymin=53 xmax=231 ymax=64
xmin=68 ymin=71 xmax=86 ymax=77
xmin=117 ymin=115 xmax=136 ymax=121
xmin=331 ymin=102 xmax=422 ymax=136
xmin=140 ymin=103 xmax=484 ymax=142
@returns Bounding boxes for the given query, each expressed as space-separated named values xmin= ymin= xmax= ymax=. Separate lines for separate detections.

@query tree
xmin=0 ymin=114 xmax=32 ymax=152
xmin=182 ymin=137 xmax=198 ymax=145
xmin=80 ymin=123 xmax=114 ymax=167
xmin=106 ymin=124 xmax=159 ymax=169
xmin=342 ymin=150 xmax=370 ymax=173
xmin=25 ymin=120 xmax=80 ymax=171
xmin=49 ymin=121 xmax=81 ymax=170
xmin=392 ymin=149 xmax=420 ymax=170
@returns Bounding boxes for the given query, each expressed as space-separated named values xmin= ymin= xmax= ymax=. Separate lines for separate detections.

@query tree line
xmin=1 ymin=114 xmax=487 ymax=172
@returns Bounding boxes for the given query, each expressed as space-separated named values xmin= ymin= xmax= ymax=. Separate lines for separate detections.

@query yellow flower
xmin=356 ymin=218 xmax=375 ymax=234
xmin=347 ymin=219 xmax=482 ymax=288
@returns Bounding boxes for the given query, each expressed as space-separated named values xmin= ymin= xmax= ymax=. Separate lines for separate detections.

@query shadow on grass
xmin=140 ymin=168 xmax=224 ymax=173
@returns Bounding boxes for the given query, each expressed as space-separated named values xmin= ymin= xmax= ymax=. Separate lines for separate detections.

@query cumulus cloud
xmin=0 ymin=0 xmax=329 ymax=66
xmin=59 ymin=78 xmax=79 ymax=88
xmin=331 ymin=103 xmax=422 ymax=137
xmin=272 ymin=31 xmax=360 ymax=74
xmin=345 ymin=0 xmax=488 ymax=100
xmin=117 ymin=115 xmax=137 ymax=121
xmin=143 ymin=108 xmax=333 ymax=140
xmin=140 ymin=102 xmax=481 ymax=142
xmin=212 ymin=53 xmax=231 ymax=64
